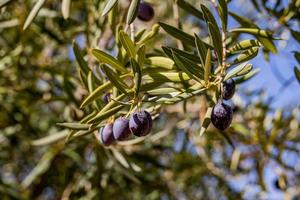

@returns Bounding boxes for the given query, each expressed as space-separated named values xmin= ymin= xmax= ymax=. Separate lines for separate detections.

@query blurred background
xmin=0 ymin=0 xmax=299 ymax=199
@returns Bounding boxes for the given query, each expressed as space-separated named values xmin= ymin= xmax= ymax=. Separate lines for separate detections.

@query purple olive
xmin=138 ymin=2 xmax=154 ymax=22
xmin=211 ymin=101 xmax=233 ymax=131
xmin=113 ymin=117 xmax=132 ymax=141
xmin=129 ymin=110 xmax=152 ymax=137
xmin=222 ymin=79 xmax=235 ymax=100
xmin=99 ymin=123 xmax=115 ymax=146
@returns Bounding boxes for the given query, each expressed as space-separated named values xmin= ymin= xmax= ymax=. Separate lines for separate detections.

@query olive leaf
xmin=224 ymin=62 xmax=252 ymax=80
xmin=172 ymin=51 xmax=202 ymax=82
xmin=294 ymin=66 xmax=300 ymax=84
xmin=162 ymin=46 xmax=201 ymax=64
xmin=235 ymin=68 xmax=260 ymax=84
xmin=208 ymin=22 xmax=223 ymax=65
xmin=101 ymin=64 xmax=129 ymax=95
xmin=177 ymin=0 xmax=204 ymax=20
xmin=195 ymin=34 xmax=208 ymax=67
xmin=62 ymin=0 xmax=71 ymax=19
xmin=92 ymin=49 xmax=127 ymax=72
xmin=56 ymin=123 xmax=91 ymax=130
xmin=230 ymin=28 xmax=273 ymax=38
xmin=119 ymin=30 xmax=136 ymax=58
xmin=73 ymin=41 xmax=90 ymax=76
xmin=130 ymin=58 xmax=142 ymax=95
xmin=232 ymin=47 xmax=259 ymax=65
xmin=228 ymin=40 xmax=261 ymax=54
xmin=126 ymin=0 xmax=140 ymax=24
xmin=200 ymin=107 xmax=213 ymax=136
xmin=137 ymin=24 xmax=160 ymax=45
xmin=102 ymin=0 xmax=118 ymax=16
xmin=80 ymin=73 xmax=131 ymax=108
xmin=218 ymin=0 xmax=228 ymax=30
xmin=144 ymin=56 xmax=176 ymax=70
xmin=143 ymin=71 xmax=190 ymax=83
xmin=23 ymin=0 xmax=46 ymax=30
xmin=204 ymin=50 xmax=211 ymax=85
xmin=88 ymin=105 xmax=125 ymax=123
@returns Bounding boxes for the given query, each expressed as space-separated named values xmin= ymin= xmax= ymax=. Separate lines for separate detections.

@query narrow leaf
xmin=126 ymin=0 xmax=140 ymax=24
xmin=229 ymin=40 xmax=261 ymax=54
xmin=294 ymin=67 xmax=300 ymax=84
xmin=232 ymin=47 xmax=259 ymax=65
xmin=159 ymin=22 xmax=211 ymax=48
xmin=200 ymin=107 xmax=213 ymax=136
xmin=88 ymin=105 xmax=125 ymax=123
xmin=195 ymin=34 xmax=208 ymax=66
xmin=235 ymin=68 xmax=260 ymax=84
xmin=224 ymin=62 xmax=251 ymax=80
xmin=62 ymin=0 xmax=71 ymax=19
xmin=23 ymin=0 xmax=46 ymax=30
xmin=218 ymin=0 xmax=228 ymax=30
xmin=92 ymin=49 xmax=127 ymax=72
xmin=208 ymin=22 xmax=223 ymax=64
xmin=73 ymin=41 xmax=90 ymax=75
xmin=101 ymin=64 xmax=129 ymax=95
xmin=102 ymin=0 xmax=118 ymax=16
xmin=204 ymin=50 xmax=211 ymax=84
xmin=177 ymin=0 xmax=204 ymax=20
xmin=230 ymin=28 xmax=273 ymax=38
xmin=56 ymin=122 xmax=90 ymax=130
xmin=130 ymin=58 xmax=142 ymax=95
xmin=119 ymin=30 xmax=136 ymax=57
xmin=0 ymin=0 xmax=11 ymax=8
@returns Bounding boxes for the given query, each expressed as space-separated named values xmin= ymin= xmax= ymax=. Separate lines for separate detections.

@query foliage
xmin=0 ymin=0 xmax=299 ymax=199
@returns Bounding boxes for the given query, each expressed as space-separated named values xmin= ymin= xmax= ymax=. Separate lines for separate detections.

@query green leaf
xmin=294 ymin=52 xmax=300 ymax=64
xmin=62 ymin=0 xmax=71 ymax=19
xmin=144 ymin=71 xmax=190 ymax=83
xmin=294 ymin=66 xmax=300 ymax=84
xmin=137 ymin=24 xmax=160 ymax=45
xmin=92 ymin=49 xmax=127 ymax=72
xmin=232 ymin=47 xmax=259 ymax=65
xmin=80 ymin=73 xmax=131 ymax=108
xmin=73 ymin=41 xmax=90 ymax=75
xmin=204 ymin=50 xmax=211 ymax=84
xmin=130 ymin=58 xmax=142 ymax=95
xmin=162 ymin=46 xmax=200 ymax=64
xmin=291 ymin=30 xmax=300 ymax=43
xmin=208 ymin=22 xmax=223 ymax=65
xmin=235 ymin=68 xmax=260 ymax=84
xmin=201 ymin=4 xmax=219 ymax=32
xmin=195 ymin=34 xmax=208 ymax=66
xmin=200 ymin=107 xmax=213 ymax=136
xmin=101 ymin=64 xmax=129 ymax=95
xmin=23 ymin=0 xmax=46 ymax=30
xmin=230 ymin=28 xmax=273 ymax=38
xmin=159 ymin=22 xmax=204 ymax=47
xmin=177 ymin=0 xmax=204 ymax=20
xmin=56 ymin=123 xmax=90 ymax=130
xmin=102 ymin=0 xmax=118 ymax=16
xmin=258 ymin=37 xmax=277 ymax=54
xmin=225 ymin=62 xmax=252 ymax=80
xmin=88 ymin=105 xmax=125 ymax=123
xmin=119 ymin=30 xmax=136 ymax=58
xmin=126 ymin=0 xmax=140 ymax=24
xmin=147 ymin=87 xmax=183 ymax=96
xmin=31 ymin=130 xmax=68 ymax=146
xmin=137 ymin=45 xmax=146 ymax=66
xmin=144 ymin=56 xmax=176 ymax=70
xmin=218 ymin=0 xmax=228 ymax=30
xmin=229 ymin=40 xmax=261 ymax=54
xmin=172 ymin=51 xmax=202 ymax=82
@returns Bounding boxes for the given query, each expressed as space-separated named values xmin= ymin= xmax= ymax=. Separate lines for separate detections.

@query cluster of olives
xmin=211 ymin=79 xmax=236 ymax=131
xmin=99 ymin=110 xmax=153 ymax=146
